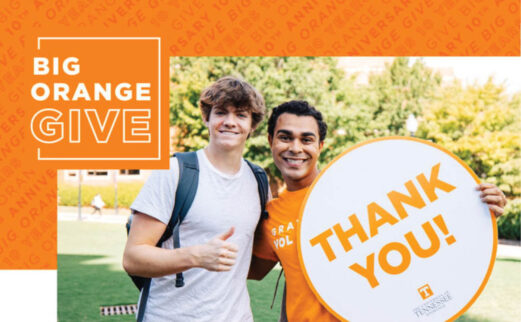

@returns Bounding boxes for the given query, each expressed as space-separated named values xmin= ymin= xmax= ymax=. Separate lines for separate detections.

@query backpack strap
xmin=245 ymin=160 xmax=269 ymax=220
xmin=159 ymin=152 xmax=199 ymax=246
xmin=166 ymin=151 xmax=199 ymax=287
xmin=279 ymin=283 xmax=288 ymax=322
xmin=271 ymin=268 xmax=284 ymax=309
xmin=137 ymin=151 xmax=199 ymax=322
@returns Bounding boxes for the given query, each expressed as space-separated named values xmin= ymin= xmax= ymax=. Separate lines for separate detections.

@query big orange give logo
xmin=27 ymin=37 xmax=167 ymax=169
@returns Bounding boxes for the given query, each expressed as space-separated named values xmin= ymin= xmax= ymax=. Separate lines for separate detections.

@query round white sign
xmin=298 ymin=137 xmax=496 ymax=322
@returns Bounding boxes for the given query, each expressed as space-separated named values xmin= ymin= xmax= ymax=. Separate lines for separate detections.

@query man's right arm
xmin=248 ymin=255 xmax=277 ymax=280
xmin=123 ymin=212 xmax=238 ymax=278
xmin=248 ymin=222 xmax=278 ymax=280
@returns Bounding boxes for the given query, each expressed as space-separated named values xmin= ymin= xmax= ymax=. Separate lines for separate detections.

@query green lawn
xmin=58 ymin=221 xmax=520 ymax=321
xmin=58 ymin=221 xmax=282 ymax=321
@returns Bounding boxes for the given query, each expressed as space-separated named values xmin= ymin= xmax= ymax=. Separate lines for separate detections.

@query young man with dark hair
xmin=123 ymin=76 xmax=266 ymax=321
xmin=250 ymin=100 xmax=507 ymax=321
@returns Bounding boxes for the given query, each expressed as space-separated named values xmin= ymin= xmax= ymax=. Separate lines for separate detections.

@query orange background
xmin=27 ymin=37 xmax=164 ymax=167
xmin=0 ymin=0 xmax=519 ymax=269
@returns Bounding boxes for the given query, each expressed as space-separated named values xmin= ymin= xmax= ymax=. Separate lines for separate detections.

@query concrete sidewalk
xmin=57 ymin=206 xmax=521 ymax=260
xmin=58 ymin=206 xmax=130 ymax=224
xmin=496 ymin=241 xmax=521 ymax=260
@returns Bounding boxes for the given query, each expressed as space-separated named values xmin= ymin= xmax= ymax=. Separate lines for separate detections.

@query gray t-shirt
xmin=131 ymin=150 xmax=261 ymax=322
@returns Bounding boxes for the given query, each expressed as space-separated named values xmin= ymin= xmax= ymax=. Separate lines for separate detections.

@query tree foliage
xmin=362 ymin=57 xmax=442 ymax=135
xmin=418 ymin=80 xmax=521 ymax=197
xmin=170 ymin=57 xmax=520 ymax=198
xmin=321 ymin=58 xmax=442 ymax=163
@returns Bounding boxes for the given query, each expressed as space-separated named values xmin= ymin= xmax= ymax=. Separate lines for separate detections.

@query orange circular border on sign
xmin=296 ymin=136 xmax=497 ymax=322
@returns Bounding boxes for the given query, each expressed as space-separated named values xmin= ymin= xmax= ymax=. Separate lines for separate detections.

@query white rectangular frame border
xmin=35 ymin=37 xmax=161 ymax=161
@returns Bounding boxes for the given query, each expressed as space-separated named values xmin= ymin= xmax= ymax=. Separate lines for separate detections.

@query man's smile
xmin=282 ymin=156 xmax=309 ymax=167
xmin=218 ymin=130 xmax=239 ymax=135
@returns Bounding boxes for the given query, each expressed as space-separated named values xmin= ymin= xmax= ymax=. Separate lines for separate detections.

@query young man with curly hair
xmin=124 ymin=76 xmax=266 ymax=322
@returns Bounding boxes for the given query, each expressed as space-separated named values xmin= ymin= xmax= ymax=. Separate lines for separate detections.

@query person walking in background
xmin=91 ymin=193 xmax=105 ymax=215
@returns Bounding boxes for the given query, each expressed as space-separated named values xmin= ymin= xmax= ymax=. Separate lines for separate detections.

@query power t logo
xmin=28 ymin=37 xmax=167 ymax=168
xmin=418 ymin=284 xmax=433 ymax=300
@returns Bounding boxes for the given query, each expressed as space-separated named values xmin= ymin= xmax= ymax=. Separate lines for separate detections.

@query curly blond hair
xmin=199 ymin=76 xmax=265 ymax=128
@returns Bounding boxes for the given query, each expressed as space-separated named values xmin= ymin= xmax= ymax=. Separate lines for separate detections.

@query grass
xmin=58 ymin=221 xmax=283 ymax=321
xmin=457 ymin=258 xmax=520 ymax=322
xmin=58 ymin=221 xmax=520 ymax=322
xmin=58 ymin=221 xmax=138 ymax=321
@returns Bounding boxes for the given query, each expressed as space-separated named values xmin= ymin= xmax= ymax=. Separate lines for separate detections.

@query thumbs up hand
xmin=193 ymin=227 xmax=239 ymax=271
xmin=218 ymin=227 xmax=235 ymax=241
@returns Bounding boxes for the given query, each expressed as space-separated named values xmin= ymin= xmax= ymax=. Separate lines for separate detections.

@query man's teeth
xmin=286 ymin=158 xmax=304 ymax=165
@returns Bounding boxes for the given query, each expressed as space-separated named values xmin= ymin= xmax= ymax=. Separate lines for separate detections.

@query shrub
xmin=497 ymin=198 xmax=521 ymax=240
xmin=58 ymin=183 xmax=143 ymax=208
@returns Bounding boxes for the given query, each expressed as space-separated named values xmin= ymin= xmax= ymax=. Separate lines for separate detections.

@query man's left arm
xmin=477 ymin=183 xmax=508 ymax=217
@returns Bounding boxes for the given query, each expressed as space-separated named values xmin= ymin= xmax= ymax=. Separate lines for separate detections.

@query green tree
xmin=322 ymin=58 xmax=442 ymax=163
xmin=362 ymin=57 xmax=442 ymax=136
xmin=417 ymin=80 xmax=521 ymax=197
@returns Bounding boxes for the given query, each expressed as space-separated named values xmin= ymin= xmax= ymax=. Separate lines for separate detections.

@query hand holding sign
xmin=298 ymin=137 xmax=497 ymax=322
xmin=476 ymin=183 xmax=508 ymax=217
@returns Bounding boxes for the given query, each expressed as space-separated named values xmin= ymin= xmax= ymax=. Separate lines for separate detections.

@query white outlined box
xmin=34 ymin=37 xmax=161 ymax=161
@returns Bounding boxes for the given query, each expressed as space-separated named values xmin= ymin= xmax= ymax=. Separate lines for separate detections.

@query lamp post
xmin=406 ymin=113 xmax=418 ymax=137
xmin=114 ymin=170 xmax=118 ymax=215
xmin=77 ymin=170 xmax=82 ymax=221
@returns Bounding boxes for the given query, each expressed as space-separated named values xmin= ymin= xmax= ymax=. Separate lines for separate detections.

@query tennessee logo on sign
xmin=298 ymin=137 xmax=497 ymax=322
xmin=26 ymin=36 xmax=168 ymax=169
xmin=418 ymin=284 xmax=433 ymax=300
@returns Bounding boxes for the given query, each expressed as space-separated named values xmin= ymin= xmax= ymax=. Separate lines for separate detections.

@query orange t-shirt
xmin=253 ymin=188 xmax=339 ymax=322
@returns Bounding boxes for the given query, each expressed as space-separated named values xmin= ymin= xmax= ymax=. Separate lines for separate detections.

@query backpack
xmin=125 ymin=151 xmax=269 ymax=321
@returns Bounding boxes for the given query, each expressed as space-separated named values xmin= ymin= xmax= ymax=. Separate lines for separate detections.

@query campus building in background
xmin=57 ymin=169 xmax=153 ymax=185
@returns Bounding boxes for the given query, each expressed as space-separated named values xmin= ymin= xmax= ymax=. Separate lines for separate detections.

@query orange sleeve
xmin=252 ymin=219 xmax=278 ymax=262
